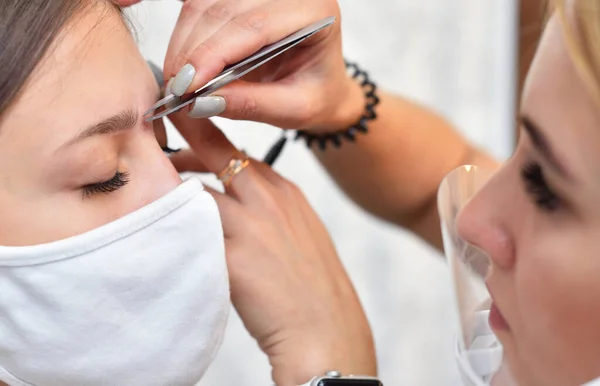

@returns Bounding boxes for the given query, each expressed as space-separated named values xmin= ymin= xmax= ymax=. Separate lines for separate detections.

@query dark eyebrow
xmin=62 ymin=108 xmax=138 ymax=149
xmin=520 ymin=116 xmax=573 ymax=181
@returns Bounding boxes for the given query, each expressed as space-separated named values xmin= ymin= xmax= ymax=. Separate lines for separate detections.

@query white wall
xmin=128 ymin=1 xmax=517 ymax=384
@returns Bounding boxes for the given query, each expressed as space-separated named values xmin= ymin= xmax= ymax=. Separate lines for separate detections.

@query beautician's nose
xmin=456 ymin=169 xmax=516 ymax=271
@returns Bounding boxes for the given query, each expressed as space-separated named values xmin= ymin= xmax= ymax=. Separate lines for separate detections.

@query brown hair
xmin=0 ymin=0 xmax=123 ymax=118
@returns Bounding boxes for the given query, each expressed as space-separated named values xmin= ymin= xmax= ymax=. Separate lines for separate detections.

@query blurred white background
xmin=128 ymin=1 xmax=517 ymax=384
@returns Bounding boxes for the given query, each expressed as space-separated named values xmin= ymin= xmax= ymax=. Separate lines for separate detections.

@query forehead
xmin=521 ymin=13 xmax=600 ymax=181
xmin=0 ymin=3 xmax=157 ymax=153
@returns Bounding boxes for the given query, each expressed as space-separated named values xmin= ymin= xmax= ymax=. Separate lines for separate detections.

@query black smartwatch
xmin=298 ymin=371 xmax=383 ymax=386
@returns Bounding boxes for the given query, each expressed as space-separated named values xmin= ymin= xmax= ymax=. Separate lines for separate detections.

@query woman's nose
xmin=456 ymin=177 xmax=515 ymax=271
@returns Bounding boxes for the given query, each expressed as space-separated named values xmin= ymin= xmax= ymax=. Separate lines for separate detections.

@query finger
xmin=169 ymin=149 xmax=210 ymax=173
xmin=167 ymin=112 xmax=265 ymax=202
xmin=153 ymin=117 xmax=168 ymax=149
xmin=248 ymin=158 xmax=283 ymax=187
xmin=252 ymin=160 xmax=313 ymax=238
xmin=166 ymin=0 xmax=266 ymax=93
xmin=172 ymin=0 xmax=335 ymax=96
xmin=212 ymin=80 xmax=320 ymax=128
xmin=202 ymin=185 xmax=246 ymax=238
xmin=167 ymin=112 xmax=236 ymax=171
xmin=164 ymin=0 xmax=219 ymax=80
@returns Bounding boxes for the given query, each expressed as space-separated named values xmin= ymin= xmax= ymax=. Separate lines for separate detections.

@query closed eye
xmin=82 ymin=171 xmax=130 ymax=198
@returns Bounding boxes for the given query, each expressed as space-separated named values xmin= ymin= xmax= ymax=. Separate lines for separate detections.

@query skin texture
xmin=6 ymin=0 xmax=579 ymax=384
xmin=458 ymin=12 xmax=600 ymax=386
xmin=117 ymin=0 xmax=600 ymax=384
xmin=311 ymin=0 xmax=544 ymax=250
xmin=0 ymin=3 xmax=181 ymax=246
xmin=0 ymin=3 xmax=375 ymax=385
xmin=151 ymin=0 xmax=600 ymax=383
xmin=121 ymin=0 xmax=544 ymax=255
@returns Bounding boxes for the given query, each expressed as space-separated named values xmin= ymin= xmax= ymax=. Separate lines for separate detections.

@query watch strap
xmin=297 ymin=371 xmax=383 ymax=385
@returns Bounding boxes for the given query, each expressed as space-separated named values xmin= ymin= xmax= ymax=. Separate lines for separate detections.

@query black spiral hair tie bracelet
xmin=262 ymin=60 xmax=379 ymax=166
xmin=295 ymin=60 xmax=379 ymax=150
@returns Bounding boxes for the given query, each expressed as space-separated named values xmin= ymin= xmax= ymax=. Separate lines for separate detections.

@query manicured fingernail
xmin=172 ymin=64 xmax=195 ymax=96
xmin=165 ymin=77 xmax=174 ymax=96
xmin=188 ymin=96 xmax=226 ymax=119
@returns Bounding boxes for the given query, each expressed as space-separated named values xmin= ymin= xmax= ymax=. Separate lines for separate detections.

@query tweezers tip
xmin=144 ymin=94 xmax=177 ymax=116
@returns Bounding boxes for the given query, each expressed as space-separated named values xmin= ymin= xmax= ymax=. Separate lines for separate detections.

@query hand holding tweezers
xmin=144 ymin=16 xmax=336 ymax=122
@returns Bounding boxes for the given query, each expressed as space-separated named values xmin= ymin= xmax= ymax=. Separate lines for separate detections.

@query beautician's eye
xmin=521 ymin=162 xmax=561 ymax=211
xmin=82 ymin=171 xmax=130 ymax=197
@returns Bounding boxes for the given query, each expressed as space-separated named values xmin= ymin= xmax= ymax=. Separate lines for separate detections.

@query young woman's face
xmin=458 ymin=11 xmax=600 ymax=386
xmin=0 ymin=4 xmax=180 ymax=246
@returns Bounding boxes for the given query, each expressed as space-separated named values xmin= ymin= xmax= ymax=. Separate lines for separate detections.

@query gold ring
xmin=217 ymin=153 xmax=250 ymax=186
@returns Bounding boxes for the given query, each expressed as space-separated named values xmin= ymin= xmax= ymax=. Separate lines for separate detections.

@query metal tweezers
xmin=144 ymin=16 xmax=336 ymax=122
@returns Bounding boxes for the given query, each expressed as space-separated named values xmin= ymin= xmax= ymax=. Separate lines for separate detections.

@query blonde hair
xmin=552 ymin=0 xmax=600 ymax=102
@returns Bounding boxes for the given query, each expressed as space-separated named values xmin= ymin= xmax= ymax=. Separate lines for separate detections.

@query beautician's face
xmin=458 ymin=11 xmax=600 ymax=386
xmin=0 ymin=4 xmax=180 ymax=246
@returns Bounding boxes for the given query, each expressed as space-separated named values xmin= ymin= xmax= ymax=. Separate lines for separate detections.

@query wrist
xmin=273 ymin=351 xmax=377 ymax=386
xmin=310 ymin=75 xmax=365 ymax=133
xmin=269 ymin=324 xmax=377 ymax=385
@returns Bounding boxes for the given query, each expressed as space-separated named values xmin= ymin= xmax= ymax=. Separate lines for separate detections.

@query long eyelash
xmin=521 ymin=162 xmax=560 ymax=211
xmin=161 ymin=146 xmax=181 ymax=154
xmin=83 ymin=171 xmax=130 ymax=198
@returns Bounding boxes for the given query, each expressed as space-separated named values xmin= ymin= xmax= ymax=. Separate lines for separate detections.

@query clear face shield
xmin=437 ymin=165 xmax=517 ymax=386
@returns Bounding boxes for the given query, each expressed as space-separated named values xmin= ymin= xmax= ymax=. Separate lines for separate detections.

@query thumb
xmin=206 ymin=80 xmax=319 ymax=129
xmin=167 ymin=110 xmax=239 ymax=173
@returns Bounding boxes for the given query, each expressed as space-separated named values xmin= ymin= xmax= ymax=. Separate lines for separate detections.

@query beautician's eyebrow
xmin=62 ymin=108 xmax=138 ymax=149
xmin=520 ymin=115 xmax=574 ymax=181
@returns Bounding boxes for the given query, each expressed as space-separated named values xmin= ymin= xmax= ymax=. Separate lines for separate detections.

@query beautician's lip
xmin=486 ymin=282 xmax=510 ymax=332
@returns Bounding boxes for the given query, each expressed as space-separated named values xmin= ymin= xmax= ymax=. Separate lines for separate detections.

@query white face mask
xmin=0 ymin=178 xmax=230 ymax=386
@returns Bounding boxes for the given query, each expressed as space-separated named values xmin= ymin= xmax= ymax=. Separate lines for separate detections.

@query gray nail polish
xmin=172 ymin=64 xmax=196 ymax=96
xmin=165 ymin=77 xmax=174 ymax=96
xmin=188 ymin=96 xmax=226 ymax=119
